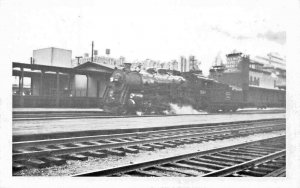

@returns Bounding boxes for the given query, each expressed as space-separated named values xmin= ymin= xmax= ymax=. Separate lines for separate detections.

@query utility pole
xmin=75 ymin=56 xmax=83 ymax=65
xmin=192 ymin=57 xmax=195 ymax=71
xmin=91 ymin=41 xmax=94 ymax=62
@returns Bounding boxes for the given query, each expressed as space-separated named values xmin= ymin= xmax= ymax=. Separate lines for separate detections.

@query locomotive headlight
xmin=110 ymin=76 xmax=121 ymax=83
xmin=111 ymin=73 xmax=122 ymax=83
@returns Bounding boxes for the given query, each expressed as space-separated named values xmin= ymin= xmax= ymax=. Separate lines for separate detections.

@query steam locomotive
xmin=103 ymin=66 xmax=245 ymax=115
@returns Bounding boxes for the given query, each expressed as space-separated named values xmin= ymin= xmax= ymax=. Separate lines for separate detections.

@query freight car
xmin=103 ymin=65 xmax=244 ymax=115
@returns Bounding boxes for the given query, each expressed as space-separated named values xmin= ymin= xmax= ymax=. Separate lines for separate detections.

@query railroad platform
xmin=13 ymin=108 xmax=104 ymax=113
xmin=12 ymin=110 xmax=286 ymax=141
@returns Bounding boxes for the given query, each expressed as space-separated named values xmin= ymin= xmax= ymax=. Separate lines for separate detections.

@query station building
xmin=13 ymin=47 xmax=115 ymax=108
xmin=209 ymin=52 xmax=286 ymax=107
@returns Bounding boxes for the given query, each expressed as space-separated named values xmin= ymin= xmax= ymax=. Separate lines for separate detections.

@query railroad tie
xmin=13 ymin=162 xmax=27 ymax=171
xmin=238 ymin=169 xmax=267 ymax=177
xmin=165 ymin=141 xmax=181 ymax=146
xmin=183 ymin=139 xmax=195 ymax=144
xmin=189 ymin=138 xmax=204 ymax=143
xmin=23 ymin=158 xmax=50 ymax=168
xmin=251 ymin=165 xmax=277 ymax=173
xmin=42 ymin=156 xmax=66 ymax=166
xmin=171 ymin=162 xmax=212 ymax=174
xmin=170 ymin=140 xmax=185 ymax=145
xmin=184 ymin=159 xmax=226 ymax=170
xmin=126 ymin=169 xmax=160 ymax=177
xmin=116 ymin=147 xmax=139 ymax=154
xmin=153 ymin=166 xmax=198 ymax=176
xmin=160 ymin=142 xmax=177 ymax=148
xmin=146 ymin=143 xmax=165 ymax=149
xmin=60 ymin=154 xmax=89 ymax=161
xmin=193 ymin=157 xmax=232 ymax=167
xmin=83 ymin=151 xmax=108 ymax=158
xmin=130 ymin=145 xmax=154 ymax=151
xmin=264 ymin=167 xmax=286 ymax=177
xmin=100 ymin=149 xmax=126 ymax=156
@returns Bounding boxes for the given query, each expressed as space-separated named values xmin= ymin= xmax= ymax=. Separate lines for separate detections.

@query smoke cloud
xmin=257 ymin=30 xmax=286 ymax=45
xmin=168 ymin=103 xmax=207 ymax=115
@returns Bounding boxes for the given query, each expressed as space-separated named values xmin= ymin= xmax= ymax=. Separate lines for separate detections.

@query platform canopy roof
xmin=74 ymin=61 xmax=115 ymax=73
xmin=12 ymin=62 xmax=113 ymax=77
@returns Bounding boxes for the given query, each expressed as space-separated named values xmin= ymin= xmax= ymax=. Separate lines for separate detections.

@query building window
xmin=251 ymin=77 xmax=260 ymax=86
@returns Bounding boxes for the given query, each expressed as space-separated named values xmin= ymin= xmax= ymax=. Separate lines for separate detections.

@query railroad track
xmin=13 ymin=109 xmax=285 ymax=121
xmin=13 ymin=119 xmax=285 ymax=172
xmin=74 ymin=135 xmax=286 ymax=177
xmin=12 ymin=112 xmax=205 ymax=121
xmin=13 ymin=111 xmax=113 ymax=121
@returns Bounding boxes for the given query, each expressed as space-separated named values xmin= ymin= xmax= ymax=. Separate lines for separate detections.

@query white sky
xmin=0 ymin=0 xmax=287 ymax=75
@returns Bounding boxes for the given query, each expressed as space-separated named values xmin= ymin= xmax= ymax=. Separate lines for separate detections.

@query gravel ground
xmin=14 ymin=130 xmax=285 ymax=176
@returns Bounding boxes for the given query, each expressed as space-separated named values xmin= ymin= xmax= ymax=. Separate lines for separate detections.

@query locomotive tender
xmin=103 ymin=53 xmax=285 ymax=115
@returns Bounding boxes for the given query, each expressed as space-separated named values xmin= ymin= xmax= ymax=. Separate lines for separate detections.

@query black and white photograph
xmin=1 ymin=0 xmax=300 ymax=187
